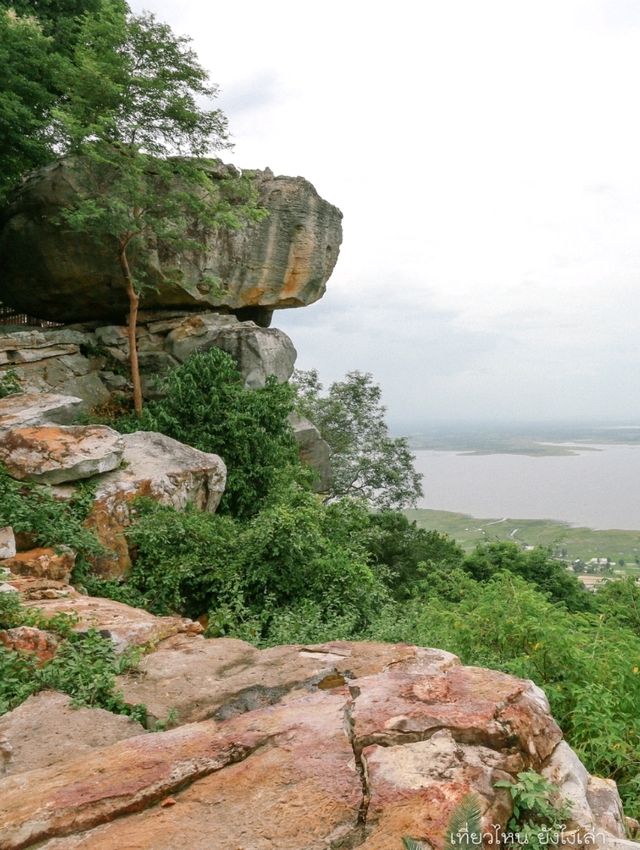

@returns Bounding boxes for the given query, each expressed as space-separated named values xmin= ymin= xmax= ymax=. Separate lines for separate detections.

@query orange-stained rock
xmin=0 ymin=626 xmax=59 ymax=663
xmin=2 ymin=548 xmax=75 ymax=583
xmin=349 ymin=663 xmax=563 ymax=761
xmin=84 ymin=431 xmax=226 ymax=578
xmin=117 ymin=636 xmax=456 ymax=726
xmin=0 ymin=691 xmax=360 ymax=850
xmin=21 ymin=593 xmax=202 ymax=652
xmin=0 ymin=637 xmax=629 ymax=850
xmin=0 ymin=425 xmax=123 ymax=484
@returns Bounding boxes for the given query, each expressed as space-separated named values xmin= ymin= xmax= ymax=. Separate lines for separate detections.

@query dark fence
xmin=0 ymin=303 xmax=61 ymax=328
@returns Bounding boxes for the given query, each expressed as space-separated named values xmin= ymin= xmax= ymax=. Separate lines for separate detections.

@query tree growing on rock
xmin=293 ymin=369 xmax=423 ymax=509
xmin=54 ymin=0 xmax=265 ymax=414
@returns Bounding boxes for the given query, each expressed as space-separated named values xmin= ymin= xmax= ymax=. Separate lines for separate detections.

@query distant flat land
xmin=405 ymin=509 xmax=640 ymax=573
xmin=404 ymin=423 xmax=640 ymax=457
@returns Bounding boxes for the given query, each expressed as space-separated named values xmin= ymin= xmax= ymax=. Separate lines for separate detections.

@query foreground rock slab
xmin=0 ymin=691 xmax=145 ymax=778
xmin=0 ymin=425 xmax=123 ymax=484
xmin=117 ymin=636 xmax=451 ymax=726
xmin=0 ymin=632 xmax=634 ymax=850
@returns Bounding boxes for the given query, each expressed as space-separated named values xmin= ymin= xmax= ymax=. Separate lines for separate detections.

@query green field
xmin=405 ymin=508 xmax=640 ymax=572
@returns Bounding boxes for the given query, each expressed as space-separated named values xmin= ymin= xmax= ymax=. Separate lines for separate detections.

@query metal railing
xmin=0 ymin=303 xmax=61 ymax=328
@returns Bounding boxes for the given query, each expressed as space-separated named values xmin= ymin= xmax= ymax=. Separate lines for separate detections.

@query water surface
xmin=413 ymin=444 xmax=640 ymax=529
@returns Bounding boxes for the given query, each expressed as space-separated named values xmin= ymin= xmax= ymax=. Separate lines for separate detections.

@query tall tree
xmin=293 ymin=369 xmax=424 ymax=509
xmin=0 ymin=0 xmax=107 ymax=201
xmin=54 ymin=1 xmax=265 ymax=413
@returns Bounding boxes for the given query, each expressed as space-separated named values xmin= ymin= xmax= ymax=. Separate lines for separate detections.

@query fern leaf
xmin=444 ymin=793 xmax=483 ymax=850
xmin=402 ymin=838 xmax=427 ymax=850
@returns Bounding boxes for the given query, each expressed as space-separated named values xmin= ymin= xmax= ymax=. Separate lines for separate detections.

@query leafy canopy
xmin=293 ymin=369 xmax=423 ymax=509
xmin=113 ymin=348 xmax=301 ymax=519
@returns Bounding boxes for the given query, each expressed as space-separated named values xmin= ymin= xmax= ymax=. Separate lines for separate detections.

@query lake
xmin=412 ymin=444 xmax=640 ymax=530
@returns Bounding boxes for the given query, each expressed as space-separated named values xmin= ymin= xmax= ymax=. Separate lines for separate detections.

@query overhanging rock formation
xmin=0 ymin=158 xmax=343 ymax=325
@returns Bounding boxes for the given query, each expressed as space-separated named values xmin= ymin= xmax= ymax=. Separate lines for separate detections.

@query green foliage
xmin=0 ymin=590 xmax=77 ymax=637
xmin=113 ymin=349 xmax=301 ymax=518
xmin=91 ymin=487 xmax=388 ymax=646
xmin=293 ymin=369 xmax=423 ymax=509
xmin=0 ymin=6 xmax=60 ymax=200
xmin=462 ymin=541 xmax=593 ymax=612
xmin=52 ymin=1 xmax=266 ymax=402
xmin=0 ymin=0 xmax=110 ymax=201
xmin=37 ymin=629 xmax=145 ymax=721
xmin=495 ymin=771 xmax=570 ymax=850
xmin=366 ymin=510 xmax=464 ymax=599
xmin=444 ymin=793 xmax=483 ymax=850
xmin=0 ymin=369 xmax=21 ymax=398
xmin=0 ymin=466 xmax=103 ymax=562
xmin=595 ymin=576 xmax=640 ymax=636
xmin=0 ymin=593 xmax=144 ymax=720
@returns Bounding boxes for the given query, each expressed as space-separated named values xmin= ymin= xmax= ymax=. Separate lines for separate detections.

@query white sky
xmin=132 ymin=0 xmax=640 ymax=426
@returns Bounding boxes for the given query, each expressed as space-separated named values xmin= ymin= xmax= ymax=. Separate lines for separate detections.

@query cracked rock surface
xmin=0 ymin=623 xmax=633 ymax=850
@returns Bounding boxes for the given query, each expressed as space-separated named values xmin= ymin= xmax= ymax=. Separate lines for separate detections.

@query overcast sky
xmin=132 ymin=0 xmax=640 ymax=428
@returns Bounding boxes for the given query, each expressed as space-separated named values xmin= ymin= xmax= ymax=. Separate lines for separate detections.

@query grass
xmin=405 ymin=509 xmax=640 ymax=573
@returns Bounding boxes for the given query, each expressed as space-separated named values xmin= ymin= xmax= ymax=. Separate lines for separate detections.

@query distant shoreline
xmin=405 ymin=508 xmax=640 ymax=572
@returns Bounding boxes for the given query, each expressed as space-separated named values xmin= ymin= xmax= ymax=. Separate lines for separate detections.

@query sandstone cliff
xmin=0 ymin=159 xmax=343 ymax=325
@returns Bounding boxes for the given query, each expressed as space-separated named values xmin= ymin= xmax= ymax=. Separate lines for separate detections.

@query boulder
xmin=0 ymin=691 xmax=145 ymax=777
xmin=288 ymin=412 xmax=332 ymax=491
xmin=0 ymin=158 xmax=343 ymax=324
xmin=21 ymin=591 xmax=203 ymax=653
xmin=85 ymin=431 xmax=226 ymax=577
xmin=0 ymin=392 xmax=82 ymax=431
xmin=1 ymin=548 xmax=75 ymax=583
xmin=0 ymin=627 xmax=60 ymax=664
xmin=116 ymin=636 xmax=448 ymax=726
xmin=0 ymin=527 xmax=16 ymax=560
xmin=0 ymin=425 xmax=124 ymax=484
xmin=166 ymin=313 xmax=297 ymax=388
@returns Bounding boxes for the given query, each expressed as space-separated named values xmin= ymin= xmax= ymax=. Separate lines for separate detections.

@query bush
xmin=0 ymin=466 xmax=103 ymax=563
xmin=462 ymin=541 xmax=593 ymax=612
xmin=366 ymin=510 xmax=464 ymax=599
xmin=0 ymin=593 xmax=145 ymax=721
xmin=113 ymin=349 xmax=302 ymax=518
xmin=92 ymin=487 xmax=389 ymax=645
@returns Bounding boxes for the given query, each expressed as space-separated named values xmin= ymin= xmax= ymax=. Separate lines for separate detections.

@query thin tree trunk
xmin=118 ymin=246 xmax=143 ymax=416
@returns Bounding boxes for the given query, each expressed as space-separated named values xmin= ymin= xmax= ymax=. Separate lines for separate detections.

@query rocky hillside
xmin=0 ymin=556 xmax=636 ymax=849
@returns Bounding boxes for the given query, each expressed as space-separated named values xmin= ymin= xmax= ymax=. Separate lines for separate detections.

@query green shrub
xmin=92 ymin=488 xmax=389 ymax=645
xmin=0 ymin=467 xmax=104 ymax=563
xmin=113 ymin=349 xmax=302 ymax=518
xmin=462 ymin=541 xmax=593 ymax=612
xmin=366 ymin=510 xmax=464 ymax=599
xmin=0 ymin=369 xmax=21 ymax=398
xmin=0 ymin=593 xmax=145 ymax=721
xmin=495 ymin=771 xmax=571 ymax=850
